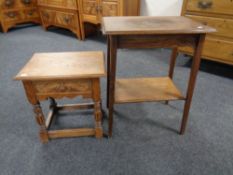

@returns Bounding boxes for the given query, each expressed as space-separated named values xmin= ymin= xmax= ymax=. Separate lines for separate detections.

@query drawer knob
xmin=64 ymin=17 xmax=70 ymax=23
xmin=198 ymin=1 xmax=213 ymax=9
xmin=28 ymin=11 xmax=34 ymax=16
xmin=5 ymin=0 xmax=14 ymax=7
xmin=7 ymin=12 xmax=16 ymax=18
xmin=43 ymin=12 xmax=49 ymax=18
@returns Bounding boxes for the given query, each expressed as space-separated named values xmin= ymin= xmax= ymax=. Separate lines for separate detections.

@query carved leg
xmin=94 ymin=101 xmax=103 ymax=138
xmin=33 ymin=103 xmax=49 ymax=143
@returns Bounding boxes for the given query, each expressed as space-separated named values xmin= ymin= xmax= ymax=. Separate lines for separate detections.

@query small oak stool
xmin=15 ymin=51 xmax=105 ymax=143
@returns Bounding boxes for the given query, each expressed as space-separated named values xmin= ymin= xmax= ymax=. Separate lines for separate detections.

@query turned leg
xmin=94 ymin=101 xmax=103 ymax=138
xmin=166 ymin=48 xmax=178 ymax=105
xmin=33 ymin=103 xmax=49 ymax=143
xmin=92 ymin=79 xmax=103 ymax=138
xmin=180 ymin=34 xmax=206 ymax=134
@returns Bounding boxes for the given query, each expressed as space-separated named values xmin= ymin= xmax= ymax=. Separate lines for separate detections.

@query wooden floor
xmin=115 ymin=77 xmax=185 ymax=104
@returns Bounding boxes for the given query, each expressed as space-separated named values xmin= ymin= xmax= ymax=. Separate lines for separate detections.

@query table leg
xmin=33 ymin=103 xmax=49 ymax=143
xmin=180 ymin=34 xmax=206 ymax=134
xmin=107 ymin=36 xmax=111 ymax=108
xmin=92 ymin=79 xmax=103 ymax=138
xmin=108 ymin=36 xmax=117 ymax=137
xmin=166 ymin=48 xmax=178 ymax=105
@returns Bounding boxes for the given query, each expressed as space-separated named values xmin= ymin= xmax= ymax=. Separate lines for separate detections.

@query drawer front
xmin=40 ymin=9 xmax=55 ymax=23
xmin=2 ymin=10 xmax=22 ymax=21
xmin=180 ymin=37 xmax=233 ymax=63
xmin=19 ymin=0 xmax=37 ymax=7
xmin=55 ymin=11 xmax=78 ymax=28
xmin=186 ymin=0 xmax=233 ymax=16
xmin=186 ymin=15 xmax=233 ymax=39
xmin=1 ymin=0 xmax=17 ymax=9
xmin=32 ymin=79 xmax=92 ymax=99
xmin=37 ymin=0 xmax=78 ymax=10
xmin=24 ymin=8 xmax=39 ymax=19
xmin=101 ymin=0 xmax=119 ymax=17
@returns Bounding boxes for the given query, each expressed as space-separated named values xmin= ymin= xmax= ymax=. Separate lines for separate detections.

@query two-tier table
xmin=102 ymin=16 xmax=216 ymax=137
xmin=15 ymin=51 xmax=105 ymax=143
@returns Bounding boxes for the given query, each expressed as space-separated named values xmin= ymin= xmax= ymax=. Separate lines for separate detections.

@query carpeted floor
xmin=0 ymin=24 xmax=233 ymax=175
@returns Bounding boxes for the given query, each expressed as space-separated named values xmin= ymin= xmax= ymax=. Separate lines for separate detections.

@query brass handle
xmin=7 ymin=12 xmax=16 ymax=18
xmin=43 ymin=12 xmax=49 ymax=18
xmin=5 ymin=0 xmax=14 ymax=7
xmin=198 ymin=1 xmax=213 ymax=9
xmin=28 ymin=10 xmax=34 ymax=16
xmin=64 ymin=17 xmax=70 ymax=23
xmin=96 ymin=5 xmax=102 ymax=12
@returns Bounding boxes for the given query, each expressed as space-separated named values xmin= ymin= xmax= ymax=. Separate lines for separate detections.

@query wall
xmin=141 ymin=0 xmax=183 ymax=16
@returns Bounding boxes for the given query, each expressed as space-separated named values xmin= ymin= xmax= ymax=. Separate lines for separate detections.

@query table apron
xmin=116 ymin=34 xmax=199 ymax=49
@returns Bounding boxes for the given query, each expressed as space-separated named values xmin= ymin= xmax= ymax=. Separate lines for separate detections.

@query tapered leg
xmin=108 ymin=36 xmax=117 ymax=137
xmin=180 ymin=34 xmax=206 ymax=134
xmin=166 ymin=48 xmax=178 ymax=105
xmin=107 ymin=36 xmax=111 ymax=108
xmin=33 ymin=103 xmax=49 ymax=143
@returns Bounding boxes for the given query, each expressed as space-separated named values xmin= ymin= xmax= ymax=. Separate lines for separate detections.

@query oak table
xmin=15 ymin=51 xmax=105 ymax=143
xmin=102 ymin=16 xmax=216 ymax=137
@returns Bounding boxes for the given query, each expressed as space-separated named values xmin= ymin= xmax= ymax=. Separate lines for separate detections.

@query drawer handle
xmin=21 ymin=0 xmax=31 ymax=4
xmin=198 ymin=1 xmax=213 ymax=9
xmin=43 ymin=12 xmax=49 ymax=18
xmin=5 ymin=0 xmax=14 ymax=7
xmin=64 ymin=17 xmax=70 ymax=23
xmin=7 ymin=12 xmax=16 ymax=18
xmin=28 ymin=11 xmax=34 ymax=16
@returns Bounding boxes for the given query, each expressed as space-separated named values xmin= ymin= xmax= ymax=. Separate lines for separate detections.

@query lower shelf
xmin=115 ymin=77 xmax=185 ymax=104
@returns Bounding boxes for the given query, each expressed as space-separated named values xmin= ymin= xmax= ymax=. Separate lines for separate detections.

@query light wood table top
xmin=15 ymin=51 xmax=106 ymax=80
xmin=102 ymin=16 xmax=216 ymax=35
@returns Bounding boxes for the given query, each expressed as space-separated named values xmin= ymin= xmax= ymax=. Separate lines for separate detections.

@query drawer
xmin=186 ymin=0 xmax=233 ymax=16
xmin=19 ymin=0 xmax=37 ymax=7
xmin=37 ymin=0 xmax=78 ymax=10
xmin=1 ymin=0 xmax=17 ymax=9
xmin=24 ymin=8 xmax=39 ymax=19
xmin=186 ymin=15 xmax=233 ymax=39
xmin=32 ymin=79 xmax=92 ymax=99
xmin=55 ymin=11 xmax=78 ymax=29
xmin=2 ymin=10 xmax=22 ymax=21
xmin=40 ymin=9 xmax=55 ymax=23
xmin=180 ymin=37 xmax=233 ymax=63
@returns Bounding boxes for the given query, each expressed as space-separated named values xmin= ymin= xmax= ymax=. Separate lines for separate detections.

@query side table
xmin=102 ymin=16 xmax=216 ymax=137
xmin=15 ymin=51 xmax=105 ymax=143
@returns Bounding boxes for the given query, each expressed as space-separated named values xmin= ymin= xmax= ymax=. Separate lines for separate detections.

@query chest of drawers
xmin=0 ymin=0 xmax=40 ymax=32
xmin=180 ymin=0 xmax=233 ymax=65
xmin=37 ymin=0 xmax=82 ymax=39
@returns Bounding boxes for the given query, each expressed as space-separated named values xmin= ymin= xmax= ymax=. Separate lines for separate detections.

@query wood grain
xmin=102 ymin=16 xmax=216 ymax=35
xmin=15 ymin=51 xmax=106 ymax=80
xmin=115 ymin=77 xmax=185 ymax=104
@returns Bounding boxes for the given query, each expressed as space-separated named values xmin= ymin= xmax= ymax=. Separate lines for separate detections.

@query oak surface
xmin=115 ymin=77 xmax=185 ymax=104
xmin=15 ymin=51 xmax=106 ymax=80
xmin=102 ymin=16 xmax=216 ymax=35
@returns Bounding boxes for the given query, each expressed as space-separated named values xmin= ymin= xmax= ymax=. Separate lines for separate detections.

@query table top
xmin=102 ymin=16 xmax=216 ymax=35
xmin=15 ymin=51 xmax=106 ymax=80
